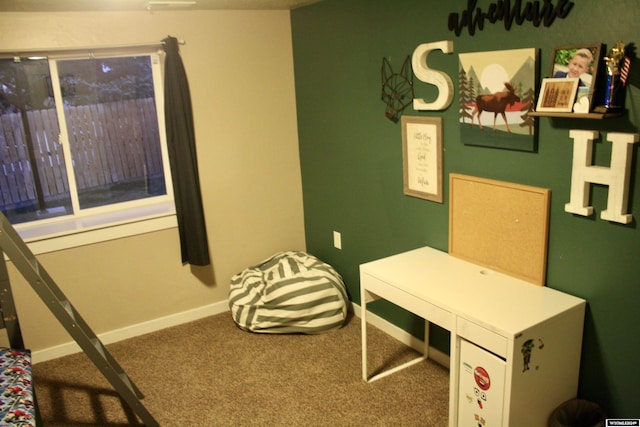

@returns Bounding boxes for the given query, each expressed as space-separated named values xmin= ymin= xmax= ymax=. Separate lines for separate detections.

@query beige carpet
xmin=33 ymin=311 xmax=449 ymax=426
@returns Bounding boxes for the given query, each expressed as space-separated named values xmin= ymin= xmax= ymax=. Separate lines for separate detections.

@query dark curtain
xmin=162 ymin=36 xmax=210 ymax=266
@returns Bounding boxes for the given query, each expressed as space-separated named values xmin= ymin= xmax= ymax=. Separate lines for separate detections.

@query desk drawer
xmin=361 ymin=273 xmax=453 ymax=330
xmin=457 ymin=318 xmax=507 ymax=359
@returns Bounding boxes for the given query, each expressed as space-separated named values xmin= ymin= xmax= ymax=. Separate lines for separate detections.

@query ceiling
xmin=0 ymin=0 xmax=323 ymax=12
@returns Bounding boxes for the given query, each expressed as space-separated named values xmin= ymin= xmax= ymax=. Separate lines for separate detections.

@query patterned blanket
xmin=0 ymin=348 xmax=36 ymax=426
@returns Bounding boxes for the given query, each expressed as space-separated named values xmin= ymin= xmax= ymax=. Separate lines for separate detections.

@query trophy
xmin=594 ymin=40 xmax=627 ymax=113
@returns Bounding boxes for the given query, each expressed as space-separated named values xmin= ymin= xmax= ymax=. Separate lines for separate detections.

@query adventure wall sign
xmin=448 ymin=0 xmax=574 ymax=36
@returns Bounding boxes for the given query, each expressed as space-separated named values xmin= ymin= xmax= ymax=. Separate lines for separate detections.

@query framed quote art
xmin=401 ymin=116 xmax=443 ymax=203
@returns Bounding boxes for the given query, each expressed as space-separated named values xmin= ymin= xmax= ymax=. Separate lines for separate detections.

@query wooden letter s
xmin=412 ymin=40 xmax=454 ymax=111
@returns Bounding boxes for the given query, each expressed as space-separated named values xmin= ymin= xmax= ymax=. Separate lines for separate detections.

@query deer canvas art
xmin=471 ymin=82 xmax=520 ymax=133
xmin=459 ymin=48 xmax=538 ymax=152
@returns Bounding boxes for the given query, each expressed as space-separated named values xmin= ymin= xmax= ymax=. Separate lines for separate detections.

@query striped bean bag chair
xmin=229 ymin=251 xmax=348 ymax=334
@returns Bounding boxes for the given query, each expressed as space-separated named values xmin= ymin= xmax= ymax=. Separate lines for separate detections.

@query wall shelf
xmin=528 ymin=110 xmax=623 ymax=119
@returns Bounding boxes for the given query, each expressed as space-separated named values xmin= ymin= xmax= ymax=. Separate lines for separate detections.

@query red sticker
xmin=474 ymin=366 xmax=491 ymax=390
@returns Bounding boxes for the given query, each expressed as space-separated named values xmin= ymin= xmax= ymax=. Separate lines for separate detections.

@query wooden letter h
xmin=565 ymin=130 xmax=638 ymax=224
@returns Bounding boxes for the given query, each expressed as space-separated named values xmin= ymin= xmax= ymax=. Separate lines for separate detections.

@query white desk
xmin=360 ymin=247 xmax=585 ymax=427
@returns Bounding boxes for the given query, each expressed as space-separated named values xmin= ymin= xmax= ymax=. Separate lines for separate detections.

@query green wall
xmin=292 ymin=0 xmax=639 ymax=418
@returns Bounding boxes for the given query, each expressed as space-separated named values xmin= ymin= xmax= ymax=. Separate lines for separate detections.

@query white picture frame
xmin=401 ymin=116 xmax=443 ymax=203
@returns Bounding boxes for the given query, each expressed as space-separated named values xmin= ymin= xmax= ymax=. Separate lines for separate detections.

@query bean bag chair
xmin=229 ymin=251 xmax=348 ymax=334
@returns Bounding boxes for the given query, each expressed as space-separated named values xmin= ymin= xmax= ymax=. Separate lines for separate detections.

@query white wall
xmin=0 ymin=9 xmax=306 ymax=359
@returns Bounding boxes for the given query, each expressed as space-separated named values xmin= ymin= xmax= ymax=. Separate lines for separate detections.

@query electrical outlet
xmin=333 ymin=231 xmax=342 ymax=250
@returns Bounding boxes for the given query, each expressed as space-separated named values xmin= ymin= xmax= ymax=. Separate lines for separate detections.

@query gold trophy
xmin=595 ymin=40 xmax=626 ymax=113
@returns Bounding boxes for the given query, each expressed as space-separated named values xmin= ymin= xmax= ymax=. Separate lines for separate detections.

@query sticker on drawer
xmin=474 ymin=366 xmax=491 ymax=390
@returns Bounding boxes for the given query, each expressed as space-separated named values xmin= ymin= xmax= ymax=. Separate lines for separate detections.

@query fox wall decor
xmin=381 ymin=56 xmax=414 ymax=123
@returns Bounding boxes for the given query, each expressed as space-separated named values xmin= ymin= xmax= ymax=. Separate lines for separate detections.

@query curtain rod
xmin=0 ymin=39 xmax=186 ymax=58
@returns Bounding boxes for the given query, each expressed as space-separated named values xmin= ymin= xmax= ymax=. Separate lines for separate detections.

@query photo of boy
xmin=553 ymin=48 xmax=594 ymax=87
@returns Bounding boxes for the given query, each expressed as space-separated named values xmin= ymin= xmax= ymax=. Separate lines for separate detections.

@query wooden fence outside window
xmin=0 ymin=98 xmax=163 ymax=209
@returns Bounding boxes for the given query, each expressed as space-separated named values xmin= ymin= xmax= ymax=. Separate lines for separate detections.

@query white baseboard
xmin=33 ymin=299 xmax=450 ymax=370
xmin=351 ymin=303 xmax=450 ymax=369
xmin=32 ymin=300 xmax=230 ymax=364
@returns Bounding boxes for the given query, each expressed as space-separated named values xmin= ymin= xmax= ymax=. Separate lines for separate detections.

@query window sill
xmin=14 ymin=202 xmax=177 ymax=256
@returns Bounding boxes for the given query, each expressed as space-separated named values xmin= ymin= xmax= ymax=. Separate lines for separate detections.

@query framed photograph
xmin=458 ymin=48 xmax=538 ymax=152
xmin=549 ymin=44 xmax=603 ymax=112
xmin=401 ymin=116 xmax=443 ymax=203
xmin=536 ymin=77 xmax=580 ymax=112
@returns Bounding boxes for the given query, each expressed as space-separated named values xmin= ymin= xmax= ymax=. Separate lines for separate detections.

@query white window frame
xmin=2 ymin=46 xmax=176 ymax=255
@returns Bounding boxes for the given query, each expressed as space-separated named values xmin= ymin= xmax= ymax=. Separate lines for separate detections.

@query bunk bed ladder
xmin=0 ymin=213 xmax=159 ymax=427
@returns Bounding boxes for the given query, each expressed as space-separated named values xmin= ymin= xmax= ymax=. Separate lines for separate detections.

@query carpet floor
xmin=33 ymin=311 xmax=449 ymax=426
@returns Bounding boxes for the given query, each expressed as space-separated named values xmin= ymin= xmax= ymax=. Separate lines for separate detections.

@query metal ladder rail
xmin=0 ymin=256 xmax=26 ymax=349
xmin=0 ymin=214 xmax=159 ymax=427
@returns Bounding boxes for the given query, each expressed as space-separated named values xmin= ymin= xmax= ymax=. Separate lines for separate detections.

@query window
xmin=0 ymin=48 xmax=175 ymax=253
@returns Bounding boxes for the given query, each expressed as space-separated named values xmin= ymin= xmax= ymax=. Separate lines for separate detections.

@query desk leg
xmin=361 ymin=287 xmax=430 ymax=383
xmin=448 ymin=326 xmax=460 ymax=427
xmin=361 ymin=287 xmax=369 ymax=382
xmin=424 ymin=320 xmax=430 ymax=360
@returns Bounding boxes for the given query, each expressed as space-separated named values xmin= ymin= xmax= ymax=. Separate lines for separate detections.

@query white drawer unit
xmin=458 ymin=339 xmax=506 ymax=427
xmin=360 ymin=246 xmax=585 ymax=427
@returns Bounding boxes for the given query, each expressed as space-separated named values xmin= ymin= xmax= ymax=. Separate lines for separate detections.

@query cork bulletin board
xmin=449 ymin=174 xmax=551 ymax=286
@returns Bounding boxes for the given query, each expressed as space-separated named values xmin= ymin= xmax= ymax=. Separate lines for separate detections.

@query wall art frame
xmin=401 ymin=115 xmax=443 ymax=203
xmin=536 ymin=77 xmax=580 ymax=112
xmin=549 ymin=43 xmax=603 ymax=112
xmin=458 ymin=48 xmax=538 ymax=152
